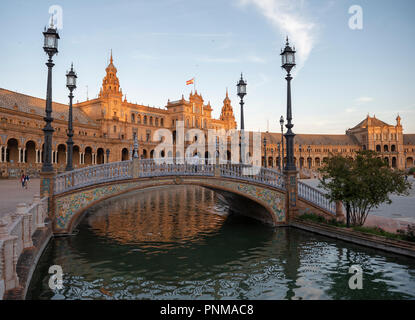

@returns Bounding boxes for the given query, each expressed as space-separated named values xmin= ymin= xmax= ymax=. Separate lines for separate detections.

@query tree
xmin=318 ymin=150 xmax=411 ymax=227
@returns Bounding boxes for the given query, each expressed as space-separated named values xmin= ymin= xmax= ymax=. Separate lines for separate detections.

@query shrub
xmin=397 ymin=224 xmax=415 ymax=242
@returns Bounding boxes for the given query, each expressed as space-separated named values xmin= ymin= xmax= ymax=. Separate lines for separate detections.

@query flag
xmin=186 ymin=78 xmax=194 ymax=85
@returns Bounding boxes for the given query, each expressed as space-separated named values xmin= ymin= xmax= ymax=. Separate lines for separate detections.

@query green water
xmin=27 ymin=185 xmax=415 ymax=300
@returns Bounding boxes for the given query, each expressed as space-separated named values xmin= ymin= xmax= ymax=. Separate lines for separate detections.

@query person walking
xmin=20 ymin=173 xmax=25 ymax=189
xmin=24 ymin=174 xmax=30 ymax=189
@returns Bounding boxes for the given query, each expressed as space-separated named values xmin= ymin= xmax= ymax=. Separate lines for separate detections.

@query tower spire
xmin=110 ymin=49 xmax=113 ymax=64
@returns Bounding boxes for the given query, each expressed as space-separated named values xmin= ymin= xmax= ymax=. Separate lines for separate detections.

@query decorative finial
xmin=286 ymin=35 xmax=289 ymax=46
xmin=110 ymin=49 xmax=113 ymax=64
xmin=133 ymin=132 xmax=139 ymax=158
xmin=50 ymin=14 xmax=55 ymax=28
xmin=226 ymin=87 xmax=228 ymax=98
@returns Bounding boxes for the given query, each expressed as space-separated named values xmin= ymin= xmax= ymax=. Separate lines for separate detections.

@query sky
xmin=0 ymin=0 xmax=414 ymax=134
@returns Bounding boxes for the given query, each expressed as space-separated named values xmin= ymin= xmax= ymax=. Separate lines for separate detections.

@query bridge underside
xmin=206 ymin=188 xmax=277 ymax=226
xmin=53 ymin=176 xmax=287 ymax=234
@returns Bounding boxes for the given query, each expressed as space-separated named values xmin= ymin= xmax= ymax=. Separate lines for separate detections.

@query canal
xmin=27 ymin=185 xmax=415 ymax=300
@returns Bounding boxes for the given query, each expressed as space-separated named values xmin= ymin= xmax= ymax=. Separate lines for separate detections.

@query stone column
xmin=4 ymin=147 xmax=7 ymax=163
xmin=284 ymin=169 xmax=299 ymax=222
xmin=18 ymin=148 xmax=21 ymax=163
xmin=35 ymin=149 xmax=38 ymax=164
xmin=0 ymin=146 xmax=2 ymax=163
xmin=33 ymin=194 xmax=45 ymax=228
xmin=79 ymin=152 xmax=82 ymax=165
xmin=22 ymin=148 xmax=26 ymax=163
xmin=0 ymin=219 xmax=19 ymax=293
xmin=13 ymin=203 xmax=33 ymax=248
xmin=132 ymin=157 xmax=140 ymax=178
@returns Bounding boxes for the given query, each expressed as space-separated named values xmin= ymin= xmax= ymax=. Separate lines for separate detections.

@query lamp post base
xmin=284 ymin=169 xmax=298 ymax=221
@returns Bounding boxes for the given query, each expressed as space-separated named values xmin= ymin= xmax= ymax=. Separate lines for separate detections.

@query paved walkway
xmin=301 ymin=176 xmax=415 ymax=233
xmin=0 ymin=178 xmax=40 ymax=219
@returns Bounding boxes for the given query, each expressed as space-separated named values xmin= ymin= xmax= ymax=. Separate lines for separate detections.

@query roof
xmin=0 ymin=88 xmax=97 ymax=126
xmin=350 ymin=116 xmax=391 ymax=130
xmin=262 ymin=132 xmax=359 ymax=146
xmin=403 ymin=134 xmax=415 ymax=145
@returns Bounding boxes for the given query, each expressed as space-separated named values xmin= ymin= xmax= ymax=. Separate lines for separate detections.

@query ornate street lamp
xmin=280 ymin=37 xmax=296 ymax=171
xmin=279 ymin=115 xmax=284 ymax=168
xmin=263 ymin=137 xmax=267 ymax=168
xmin=41 ymin=19 xmax=60 ymax=172
xmin=237 ymin=73 xmax=247 ymax=163
xmin=65 ymin=64 xmax=77 ymax=171
xmin=307 ymin=145 xmax=311 ymax=169
xmin=299 ymin=144 xmax=302 ymax=170
xmin=277 ymin=142 xmax=281 ymax=171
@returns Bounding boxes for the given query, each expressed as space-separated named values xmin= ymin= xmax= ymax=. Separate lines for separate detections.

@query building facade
xmin=0 ymin=54 xmax=414 ymax=178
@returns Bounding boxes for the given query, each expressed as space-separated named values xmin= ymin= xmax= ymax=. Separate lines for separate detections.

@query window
xmin=161 ymin=118 xmax=164 ymax=127
xmin=131 ymin=114 xmax=135 ymax=123
xmin=114 ymin=126 xmax=117 ymax=133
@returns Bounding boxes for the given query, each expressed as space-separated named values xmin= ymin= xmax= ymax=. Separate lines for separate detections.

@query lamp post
xmin=263 ymin=137 xmax=267 ymax=168
xmin=299 ymin=144 xmax=302 ymax=170
xmin=237 ymin=73 xmax=247 ymax=163
xmin=307 ymin=145 xmax=311 ymax=169
xmin=280 ymin=37 xmax=296 ymax=171
xmin=106 ymin=149 xmax=110 ymax=163
xmin=65 ymin=64 xmax=77 ymax=171
xmin=277 ymin=142 xmax=281 ymax=171
xmin=279 ymin=115 xmax=284 ymax=169
xmin=41 ymin=20 xmax=60 ymax=172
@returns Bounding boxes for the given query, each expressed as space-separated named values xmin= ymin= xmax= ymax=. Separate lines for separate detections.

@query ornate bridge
xmin=49 ymin=158 xmax=338 ymax=234
xmin=0 ymin=158 xmax=341 ymax=299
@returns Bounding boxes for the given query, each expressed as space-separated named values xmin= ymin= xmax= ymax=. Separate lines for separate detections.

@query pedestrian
xmin=20 ymin=173 xmax=25 ymax=189
xmin=24 ymin=174 xmax=30 ymax=189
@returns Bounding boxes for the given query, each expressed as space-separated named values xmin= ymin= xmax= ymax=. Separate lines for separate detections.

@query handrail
xmin=298 ymin=181 xmax=336 ymax=214
xmin=0 ymin=195 xmax=48 ymax=299
xmin=54 ymin=160 xmax=132 ymax=195
xmin=53 ymin=158 xmax=286 ymax=195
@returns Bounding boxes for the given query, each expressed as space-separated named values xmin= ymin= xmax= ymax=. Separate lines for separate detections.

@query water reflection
xmin=86 ymin=186 xmax=227 ymax=247
xmin=27 ymin=185 xmax=415 ymax=300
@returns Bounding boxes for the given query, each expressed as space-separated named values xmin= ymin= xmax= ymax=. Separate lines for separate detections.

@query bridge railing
xmin=53 ymin=158 xmax=287 ymax=195
xmin=298 ymin=181 xmax=336 ymax=215
xmin=54 ymin=160 xmax=132 ymax=195
xmin=139 ymin=158 xmax=215 ymax=177
xmin=220 ymin=163 xmax=285 ymax=191
xmin=0 ymin=195 xmax=48 ymax=299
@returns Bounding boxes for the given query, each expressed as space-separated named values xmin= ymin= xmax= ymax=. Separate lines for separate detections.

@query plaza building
xmin=262 ymin=114 xmax=415 ymax=174
xmin=0 ymin=54 xmax=414 ymax=178
xmin=0 ymin=54 xmax=236 ymax=177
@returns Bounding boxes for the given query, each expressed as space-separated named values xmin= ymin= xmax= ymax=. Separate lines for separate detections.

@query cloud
xmin=355 ymin=96 xmax=374 ymax=103
xmin=237 ymin=0 xmax=317 ymax=73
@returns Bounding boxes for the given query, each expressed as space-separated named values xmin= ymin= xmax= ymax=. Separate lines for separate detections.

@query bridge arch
xmin=52 ymin=159 xmax=338 ymax=235
xmin=58 ymin=177 xmax=284 ymax=235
